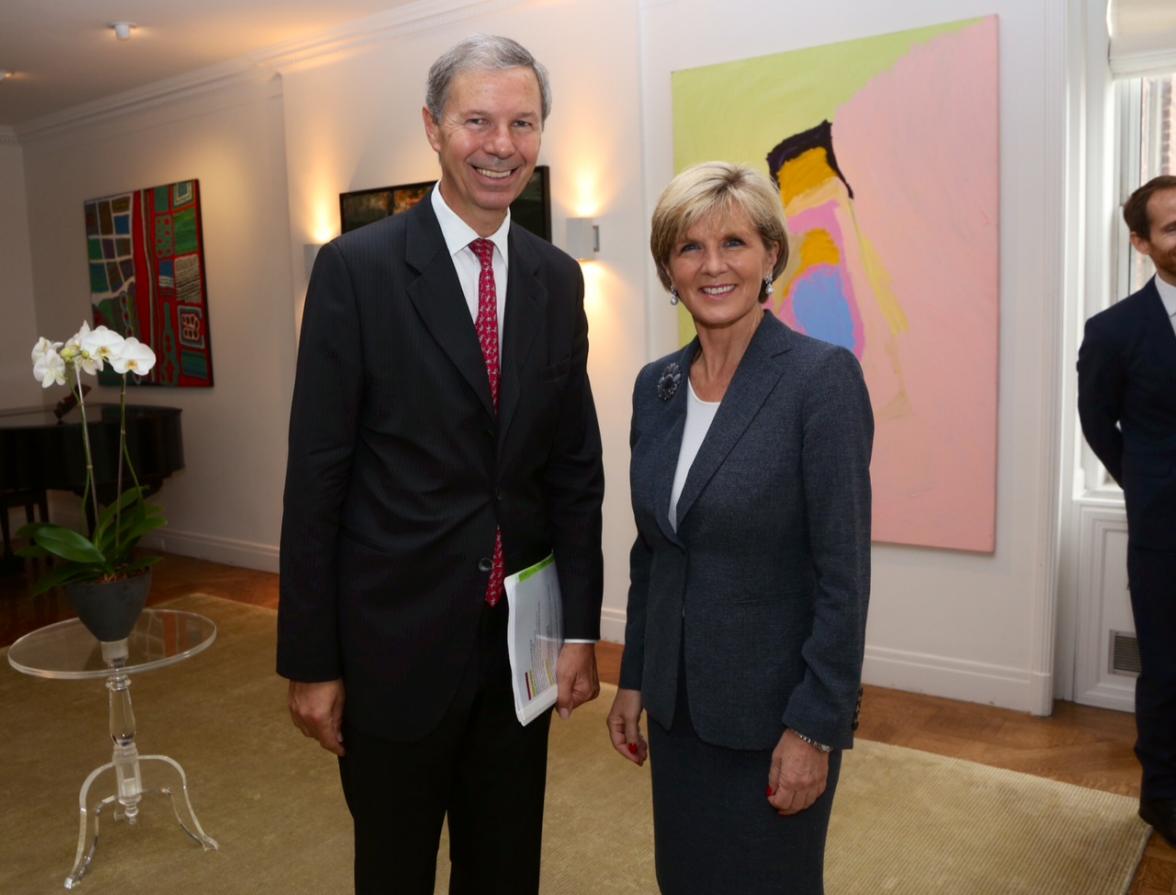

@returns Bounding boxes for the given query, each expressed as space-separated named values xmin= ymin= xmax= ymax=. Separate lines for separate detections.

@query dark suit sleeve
xmin=543 ymin=262 xmax=605 ymax=640
xmin=1077 ymin=315 xmax=1125 ymax=486
xmin=276 ymin=241 xmax=362 ymax=682
xmin=782 ymin=348 xmax=874 ymax=749
xmin=619 ymin=373 xmax=652 ymax=690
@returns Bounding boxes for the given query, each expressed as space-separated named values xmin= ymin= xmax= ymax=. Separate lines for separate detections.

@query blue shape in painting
xmin=792 ymin=268 xmax=855 ymax=351
xmin=114 ymin=214 xmax=131 ymax=235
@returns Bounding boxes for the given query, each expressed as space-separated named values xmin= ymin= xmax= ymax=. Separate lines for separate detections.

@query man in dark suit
xmin=1078 ymin=174 xmax=1176 ymax=847
xmin=276 ymin=35 xmax=604 ymax=893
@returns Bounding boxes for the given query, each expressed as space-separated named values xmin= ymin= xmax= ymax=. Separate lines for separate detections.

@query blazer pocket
xmin=541 ymin=358 xmax=571 ymax=381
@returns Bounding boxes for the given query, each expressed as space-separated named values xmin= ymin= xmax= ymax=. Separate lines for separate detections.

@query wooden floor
xmin=3 ymin=552 xmax=1173 ymax=892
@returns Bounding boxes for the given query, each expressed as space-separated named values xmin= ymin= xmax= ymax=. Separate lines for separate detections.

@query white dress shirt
xmin=669 ymin=380 xmax=721 ymax=532
xmin=430 ymin=184 xmax=509 ymax=349
xmin=1152 ymin=273 xmax=1176 ymax=338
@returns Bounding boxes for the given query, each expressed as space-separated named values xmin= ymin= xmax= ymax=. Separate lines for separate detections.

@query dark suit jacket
xmin=619 ymin=313 xmax=873 ymax=751
xmin=1078 ymin=278 xmax=1176 ymax=551
xmin=277 ymin=195 xmax=604 ymax=740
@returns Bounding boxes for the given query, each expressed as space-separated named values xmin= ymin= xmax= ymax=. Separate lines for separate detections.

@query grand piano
xmin=0 ymin=404 xmax=184 ymax=561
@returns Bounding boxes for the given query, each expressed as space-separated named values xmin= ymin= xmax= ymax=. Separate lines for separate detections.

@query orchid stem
xmin=74 ymin=365 xmax=101 ymax=533
xmin=115 ymin=376 xmax=127 ymax=552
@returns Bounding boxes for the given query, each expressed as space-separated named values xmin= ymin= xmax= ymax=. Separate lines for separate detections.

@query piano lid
xmin=0 ymin=405 xmax=182 ymax=430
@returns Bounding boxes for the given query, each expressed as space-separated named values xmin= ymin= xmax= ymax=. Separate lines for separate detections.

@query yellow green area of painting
xmin=671 ymin=18 xmax=979 ymax=171
xmin=670 ymin=18 xmax=981 ymax=343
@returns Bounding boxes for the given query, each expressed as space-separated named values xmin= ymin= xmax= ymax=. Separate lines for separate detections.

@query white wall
xmin=12 ymin=0 xmax=1072 ymax=714
xmin=0 ymin=135 xmax=40 ymax=406
xmin=19 ymin=76 xmax=297 ymax=569
xmin=640 ymin=0 xmax=1068 ymax=713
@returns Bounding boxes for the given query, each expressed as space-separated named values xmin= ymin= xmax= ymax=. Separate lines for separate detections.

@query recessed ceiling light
xmin=109 ymin=21 xmax=137 ymax=41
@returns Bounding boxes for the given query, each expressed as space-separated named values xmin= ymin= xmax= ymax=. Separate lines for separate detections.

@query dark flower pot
xmin=65 ymin=571 xmax=151 ymax=642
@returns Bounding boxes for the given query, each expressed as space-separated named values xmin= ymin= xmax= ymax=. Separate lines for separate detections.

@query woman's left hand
xmin=766 ymin=730 xmax=829 ymax=815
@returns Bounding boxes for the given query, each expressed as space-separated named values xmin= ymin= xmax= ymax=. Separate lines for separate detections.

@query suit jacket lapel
xmin=650 ymin=341 xmax=696 ymax=547
xmin=675 ymin=313 xmax=792 ymax=530
xmin=499 ymin=227 xmax=544 ymax=448
xmin=405 ymin=199 xmax=494 ymax=418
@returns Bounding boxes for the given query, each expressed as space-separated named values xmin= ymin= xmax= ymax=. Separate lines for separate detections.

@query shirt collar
xmin=430 ymin=183 xmax=510 ymax=259
xmin=1154 ymin=273 xmax=1176 ymax=318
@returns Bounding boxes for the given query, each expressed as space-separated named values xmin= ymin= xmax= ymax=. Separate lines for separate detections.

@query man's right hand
xmin=288 ymin=679 xmax=346 ymax=756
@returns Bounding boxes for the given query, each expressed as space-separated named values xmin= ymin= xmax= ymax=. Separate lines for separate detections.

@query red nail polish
xmin=628 ymin=742 xmax=638 ymax=754
xmin=766 ymin=787 xmax=775 ymax=797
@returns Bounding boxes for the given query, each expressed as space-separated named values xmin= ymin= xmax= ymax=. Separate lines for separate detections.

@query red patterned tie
xmin=470 ymin=238 xmax=504 ymax=607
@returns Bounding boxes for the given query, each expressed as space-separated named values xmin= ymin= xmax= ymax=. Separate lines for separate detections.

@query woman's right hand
xmin=606 ymin=687 xmax=648 ymax=766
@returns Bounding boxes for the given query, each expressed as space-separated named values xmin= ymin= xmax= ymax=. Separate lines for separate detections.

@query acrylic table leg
xmin=63 ymin=663 xmax=218 ymax=889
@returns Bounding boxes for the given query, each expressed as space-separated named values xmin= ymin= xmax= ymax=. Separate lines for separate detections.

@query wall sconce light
xmin=566 ymin=218 xmax=599 ymax=261
xmin=304 ymin=244 xmax=323 ymax=278
xmin=109 ymin=22 xmax=137 ymax=41
xmin=0 ymin=70 xmax=13 ymax=82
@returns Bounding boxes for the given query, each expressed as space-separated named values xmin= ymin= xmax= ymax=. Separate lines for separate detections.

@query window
xmin=1117 ymin=73 xmax=1176 ymax=297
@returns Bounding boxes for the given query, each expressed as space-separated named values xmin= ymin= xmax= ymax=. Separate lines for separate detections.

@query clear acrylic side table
xmin=8 ymin=609 xmax=219 ymax=889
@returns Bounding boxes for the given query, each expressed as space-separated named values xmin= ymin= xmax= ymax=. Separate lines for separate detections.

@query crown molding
xmin=253 ymin=0 xmax=495 ymax=73
xmin=14 ymin=0 xmax=495 ymax=141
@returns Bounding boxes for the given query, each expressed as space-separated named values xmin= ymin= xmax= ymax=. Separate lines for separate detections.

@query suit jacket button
xmin=477 ymin=557 xmax=493 ymax=572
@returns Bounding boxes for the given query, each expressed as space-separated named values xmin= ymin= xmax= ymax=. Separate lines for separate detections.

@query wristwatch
xmin=792 ymin=730 xmax=833 ymax=753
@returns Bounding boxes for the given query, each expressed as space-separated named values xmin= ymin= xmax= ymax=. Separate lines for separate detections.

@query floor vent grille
xmin=1109 ymin=630 xmax=1141 ymax=677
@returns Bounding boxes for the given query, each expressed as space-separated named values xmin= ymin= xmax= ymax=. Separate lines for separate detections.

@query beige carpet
xmin=0 ymin=594 xmax=1148 ymax=894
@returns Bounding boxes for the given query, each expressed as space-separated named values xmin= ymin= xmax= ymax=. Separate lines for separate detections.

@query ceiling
xmin=0 ymin=0 xmax=413 ymax=128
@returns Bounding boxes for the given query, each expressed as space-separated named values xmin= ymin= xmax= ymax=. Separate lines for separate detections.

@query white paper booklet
xmin=504 ymin=553 xmax=564 ymax=726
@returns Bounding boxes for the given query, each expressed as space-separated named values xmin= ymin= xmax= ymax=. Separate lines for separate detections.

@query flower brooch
xmin=657 ymin=362 xmax=681 ymax=401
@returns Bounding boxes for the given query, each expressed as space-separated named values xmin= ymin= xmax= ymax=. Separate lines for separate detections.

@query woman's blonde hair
xmin=650 ymin=161 xmax=790 ymax=301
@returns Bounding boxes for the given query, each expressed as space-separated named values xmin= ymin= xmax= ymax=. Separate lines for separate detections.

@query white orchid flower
xmin=62 ymin=321 xmax=103 ymax=374
xmin=81 ymin=325 xmax=125 ymax=365
xmin=60 ymin=319 xmax=98 ymax=371
xmin=31 ymin=336 xmax=63 ymax=366
xmin=110 ymin=337 xmax=157 ymax=376
xmin=32 ymin=345 xmax=67 ymax=388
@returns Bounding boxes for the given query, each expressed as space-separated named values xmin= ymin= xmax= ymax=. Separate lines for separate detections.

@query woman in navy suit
xmin=606 ymin=162 xmax=873 ymax=894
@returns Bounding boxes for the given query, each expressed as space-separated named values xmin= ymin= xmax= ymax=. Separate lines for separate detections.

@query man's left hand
xmin=555 ymin=642 xmax=599 ymax=720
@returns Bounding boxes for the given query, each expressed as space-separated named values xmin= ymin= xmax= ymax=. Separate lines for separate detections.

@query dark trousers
xmin=1127 ymin=546 xmax=1176 ymax=801
xmin=338 ymin=601 xmax=553 ymax=894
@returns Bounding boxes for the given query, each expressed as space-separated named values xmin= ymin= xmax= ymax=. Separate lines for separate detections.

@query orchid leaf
xmin=93 ymin=487 xmax=150 ymax=549
xmin=31 ymin=526 xmax=105 ymax=565
xmin=28 ymin=562 xmax=97 ymax=596
xmin=116 ymin=512 xmax=167 ymax=547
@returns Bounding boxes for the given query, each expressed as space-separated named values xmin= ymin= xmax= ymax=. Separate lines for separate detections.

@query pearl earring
xmin=669 ymin=287 xmax=680 ymax=306
xmin=763 ymin=276 xmax=774 ymax=297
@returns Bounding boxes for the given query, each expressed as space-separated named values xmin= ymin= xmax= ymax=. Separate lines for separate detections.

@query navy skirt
xmin=647 ymin=672 xmax=842 ymax=895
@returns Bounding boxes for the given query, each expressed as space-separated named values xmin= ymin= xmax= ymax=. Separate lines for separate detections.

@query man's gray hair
xmin=426 ymin=34 xmax=551 ymax=124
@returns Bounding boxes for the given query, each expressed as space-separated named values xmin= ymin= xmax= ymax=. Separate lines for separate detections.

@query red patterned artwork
xmin=84 ymin=179 xmax=213 ymax=387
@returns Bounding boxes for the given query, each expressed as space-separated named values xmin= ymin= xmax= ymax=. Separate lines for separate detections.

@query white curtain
xmin=1109 ymin=0 xmax=1176 ymax=77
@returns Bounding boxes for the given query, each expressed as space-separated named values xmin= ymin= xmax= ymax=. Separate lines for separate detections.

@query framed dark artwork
xmin=339 ymin=165 xmax=551 ymax=241
xmin=84 ymin=179 xmax=213 ymax=388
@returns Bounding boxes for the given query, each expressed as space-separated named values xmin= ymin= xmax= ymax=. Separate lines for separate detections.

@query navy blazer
xmin=277 ymin=195 xmax=604 ymax=740
xmin=1078 ymin=278 xmax=1176 ymax=551
xmin=619 ymin=313 xmax=873 ymax=751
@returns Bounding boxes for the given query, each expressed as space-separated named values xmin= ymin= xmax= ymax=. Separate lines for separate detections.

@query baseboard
xmin=139 ymin=529 xmax=279 ymax=574
xmin=600 ymin=607 xmax=627 ymax=644
xmin=1074 ymin=679 xmax=1135 ymax=714
xmin=862 ymin=645 xmax=1042 ymax=714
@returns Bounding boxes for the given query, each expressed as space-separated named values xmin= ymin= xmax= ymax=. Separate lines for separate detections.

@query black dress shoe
xmin=1139 ymin=798 xmax=1176 ymax=848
